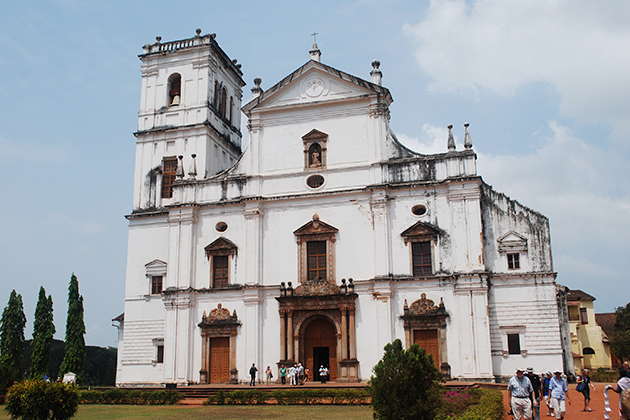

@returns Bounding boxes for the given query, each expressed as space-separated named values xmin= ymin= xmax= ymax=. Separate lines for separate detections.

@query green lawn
xmin=0 ymin=404 xmax=374 ymax=420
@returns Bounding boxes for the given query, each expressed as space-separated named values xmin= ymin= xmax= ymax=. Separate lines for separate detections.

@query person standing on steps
xmin=249 ymin=363 xmax=258 ymax=386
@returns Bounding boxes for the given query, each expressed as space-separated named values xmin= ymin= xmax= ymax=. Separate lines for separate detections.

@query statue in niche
xmin=308 ymin=143 xmax=322 ymax=167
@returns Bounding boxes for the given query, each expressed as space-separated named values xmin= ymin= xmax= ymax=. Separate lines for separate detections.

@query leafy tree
xmin=0 ymin=290 xmax=27 ymax=377
xmin=368 ymin=339 xmax=443 ymax=420
xmin=611 ymin=301 xmax=630 ymax=360
xmin=59 ymin=274 xmax=86 ymax=383
xmin=30 ymin=287 xmax=56 ymax=380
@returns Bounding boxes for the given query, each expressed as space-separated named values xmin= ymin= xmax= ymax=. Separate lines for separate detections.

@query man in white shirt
xmin=549 ymin=370 xmax=571 ymax=419
xmin=508 ymin=368 xmax=536 ymax=420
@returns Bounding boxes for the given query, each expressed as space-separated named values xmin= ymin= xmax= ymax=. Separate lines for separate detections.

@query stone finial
xmin=251 ymin=77 xmax=263 ymax=99
xmin=447 ymin=125 xmax=455 ymax=151
xmin=156 ymin=36 xmax=162 ymax=43
xmin=309 ymin=32 xmax=322 ymax=62
xmin=195 ymin=28 xmax=202 ymax=36
xmin=188 ymin=154 xmax=197 ymax=179
xmin=176 ymin=155 xmax=185 ymax=179
xmin=464 ymin=123 xmax=472 ymax=149
xmin=370 ymin=60 xmax=382 ymax=86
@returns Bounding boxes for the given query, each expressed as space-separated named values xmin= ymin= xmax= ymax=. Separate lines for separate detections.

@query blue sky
xmin=1 ymin=0 xmax=628 ymax=347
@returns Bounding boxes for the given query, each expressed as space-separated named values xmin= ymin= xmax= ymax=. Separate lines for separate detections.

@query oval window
xmin=411 ymin=205 xmax=427 ymax=216
xmin=215 ymin=222 xmax=228 ymax=232
xmin=306 ymin=175 xmax=325 ymax=189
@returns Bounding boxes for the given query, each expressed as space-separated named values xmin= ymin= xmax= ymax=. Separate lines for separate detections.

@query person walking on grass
xmin=576 ymin=368 xmax=596 ymax=412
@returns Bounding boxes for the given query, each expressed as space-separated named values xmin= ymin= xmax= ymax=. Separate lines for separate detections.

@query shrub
xmin=5 ymin=379 xmax=79 ymax=420
xmin=458 ymin=389 xmax=503 ymax=420
xmin=437 ymin=387 xmax=481 ymax=418
xmin=368 ymin=339 xmax=443 ymax=420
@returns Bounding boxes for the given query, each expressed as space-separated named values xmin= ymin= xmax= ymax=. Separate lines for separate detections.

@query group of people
xmin=251 ymin=362 xmax=323 ymax=386
xmin=508 ymin=367 xmax=571 ymax=420
xmin=508 ymin=361 xmax=630 ymax=420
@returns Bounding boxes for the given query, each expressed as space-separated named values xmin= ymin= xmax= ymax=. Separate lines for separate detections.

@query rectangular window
xmin=580 ymin=307 xmax=588 ymax=324
xmin=507 ymin=253 xmax=520 ymax=270
xmin=412 ymin=241 xmax=432 ymax=277
xmin=151 ymin=276 xmax=163 ymax=295
xmin=156 ymin=344 xmax=164 ymax=364
xmin=307 ymin=241 xmax=327 ymax=281
xmin=212 ymin=255 xmax=229 ymax=289
xmin=161 ymin=157 xmax=178 ymax=199
xmin=507 ymin=333 xmax=521 ymax=355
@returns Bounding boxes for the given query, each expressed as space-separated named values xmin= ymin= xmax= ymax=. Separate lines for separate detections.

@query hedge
xmin=204 ymin=388 xmax=370 ymax=405
xmin=78 ymin=389 xmax=183 ymax=405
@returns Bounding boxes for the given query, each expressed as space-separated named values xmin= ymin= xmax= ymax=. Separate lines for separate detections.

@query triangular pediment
xmin=401 ymin=221 xmax=440 ymax=242
xmin=497 ymin=231 xmax=528 ymax=252
xmin=242 ymin=60 xmax=392 ymax=113
xmin=145 ymin=259 xmax=167 ymax=276
xmin=302 ymin=129 xmax=328 ymax=142
xmin=294 ymin=214 xmax=338 ymax=237
xmin=204 ymin=237 xmax=238 ymax=255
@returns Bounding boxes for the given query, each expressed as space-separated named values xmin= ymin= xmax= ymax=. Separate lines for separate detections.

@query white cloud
xmin=403 ymin=0 xmax=630 ymax=136
xmin=396 ymin=123 xmax=463 ymax=154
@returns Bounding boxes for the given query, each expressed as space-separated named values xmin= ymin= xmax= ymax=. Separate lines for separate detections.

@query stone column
xmin=279 ymin=310 xmax=286 ymax=360
xmin=287 ymin=311 xmax=294 ymax=361
xmin=349 ymin=308 xmax=356 ymax=359
xmin=341 ymin=308 xmax=348 ymax=360
xmin=200 ymin=334 xmax=208 ymax=383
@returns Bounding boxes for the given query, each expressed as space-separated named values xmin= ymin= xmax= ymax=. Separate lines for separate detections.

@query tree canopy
xmin=59 ymin=274 xmax=86 ymax=382
xmin=0 ymin=290 xmax=27 ymax=377
xmin=30 ymin=286 xmax=55 ymax=380
xmin=611 ymin=301 xmax=630 ymax=360
xmin=368 ymin=339 xmax=443 ymax=420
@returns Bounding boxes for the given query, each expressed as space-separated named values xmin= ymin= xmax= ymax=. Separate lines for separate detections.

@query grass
xmin=0 ymin=404 xmax=374 ymax=420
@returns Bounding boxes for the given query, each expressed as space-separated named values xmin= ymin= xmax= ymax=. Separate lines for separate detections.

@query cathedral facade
xmin=114 ymin=30 xmax=566 ymax=385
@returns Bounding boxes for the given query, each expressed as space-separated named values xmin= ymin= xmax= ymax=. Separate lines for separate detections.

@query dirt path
xmin=502 ymin=382 xmax=621 ymax=419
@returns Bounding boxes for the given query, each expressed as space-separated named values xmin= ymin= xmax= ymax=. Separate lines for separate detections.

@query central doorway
xmin=209 ymin=337 xmax=230 ymax=383
xmin=304 ymin=318 xmax=337 ymax=381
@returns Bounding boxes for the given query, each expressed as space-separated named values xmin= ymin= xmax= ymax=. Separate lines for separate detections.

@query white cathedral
xmin=114 ymin=30 xmax=567 ymax=386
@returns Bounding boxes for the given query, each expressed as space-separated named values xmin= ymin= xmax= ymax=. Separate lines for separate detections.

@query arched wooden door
xmin=304 ymin=318 xmax=337 ymax=381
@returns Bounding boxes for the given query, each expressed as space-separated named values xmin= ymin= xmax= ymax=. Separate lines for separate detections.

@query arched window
xmin=214 ymin=80 xmax=219 ymax=109
xmin=229 ymin=97 xmax=234 ymax=123
xmin=220 ymin=87 xmax=227 ymax=118
xmin=583 ymin=347 xmax=595 ymax=355
xmin=168 ymin=74 xmax=181 ymax=106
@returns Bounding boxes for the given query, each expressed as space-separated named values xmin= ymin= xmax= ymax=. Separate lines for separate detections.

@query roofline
xmin=242 ymin=59 xmax=392 ymax=114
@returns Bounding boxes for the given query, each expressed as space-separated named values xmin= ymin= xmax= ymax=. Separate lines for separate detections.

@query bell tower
xmin=132 ymin=29 xmax=245 ymax=211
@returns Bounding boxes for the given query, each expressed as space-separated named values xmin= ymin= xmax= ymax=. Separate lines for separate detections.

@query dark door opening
xmin=313 ymin=346 xmax=329 ymax=381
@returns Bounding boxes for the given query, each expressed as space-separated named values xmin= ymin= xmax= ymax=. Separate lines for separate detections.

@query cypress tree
xmin=0 ymin=290 xmax=27 ymax=377
xmin=30 ymin=286 xmax=55 ymax=380
xmin=59 ymin=274 xmax=86 ymax=382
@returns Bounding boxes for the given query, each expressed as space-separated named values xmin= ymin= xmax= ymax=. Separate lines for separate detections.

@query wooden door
xmin=304 ymin=319 xmax=337 ymax=380
xmin=209 ymin=337 xmax=230 ymax=383
xmin=414 ymin=329 xmax=440 ymax=367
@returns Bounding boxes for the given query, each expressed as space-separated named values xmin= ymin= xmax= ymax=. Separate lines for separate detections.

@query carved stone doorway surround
xmin=276 ymin=278 xmax=359 ymax=382
xmin=198 ymin=303 xmax=241 ymax=384
xmin=400 ymin=293 xmax=451 ymax=379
